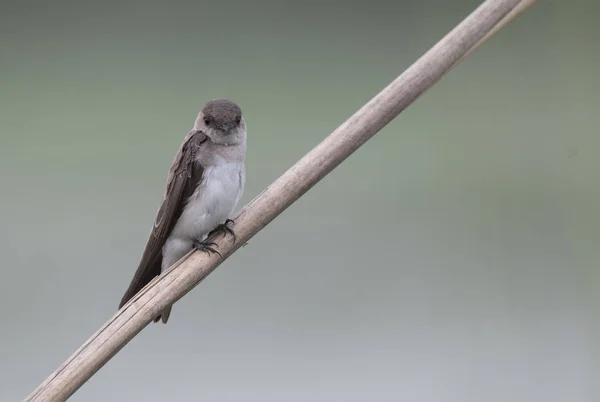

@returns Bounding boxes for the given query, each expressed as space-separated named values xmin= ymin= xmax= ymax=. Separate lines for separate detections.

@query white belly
xmin=173 ymin=159 xmax=244 ymax=240
xmin=161 ymin=158 xmax=244 ymax=271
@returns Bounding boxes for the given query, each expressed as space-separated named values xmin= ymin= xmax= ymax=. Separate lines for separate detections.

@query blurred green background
xmin=1 ymin=0 xmax=598 ymax=401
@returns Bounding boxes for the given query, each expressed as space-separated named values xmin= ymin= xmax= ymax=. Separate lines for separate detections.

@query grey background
xmin=1 ymin=0 xmax=598 ymax=401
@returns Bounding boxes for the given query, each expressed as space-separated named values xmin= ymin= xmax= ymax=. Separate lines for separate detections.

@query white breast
xmin=171 ymin=155 xmax=245 ymax=241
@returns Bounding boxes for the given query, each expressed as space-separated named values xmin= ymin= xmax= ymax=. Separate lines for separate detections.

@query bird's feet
xmin=208 ymin=219 xmax=237 ymax=243
xmin=192 ymin=238 xmax=222 ymax=258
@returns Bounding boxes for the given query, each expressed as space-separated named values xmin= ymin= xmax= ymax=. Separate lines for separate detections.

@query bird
xmin=118 ymin=98 xmax=247 ymax=323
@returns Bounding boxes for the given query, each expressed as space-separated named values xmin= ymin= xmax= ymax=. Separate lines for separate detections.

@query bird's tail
xmin=154 ymin=306 xmax=172 ymax=324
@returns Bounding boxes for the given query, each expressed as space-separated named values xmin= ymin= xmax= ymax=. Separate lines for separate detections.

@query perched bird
xmin=118 ymin=99 xmax=247 ymax=323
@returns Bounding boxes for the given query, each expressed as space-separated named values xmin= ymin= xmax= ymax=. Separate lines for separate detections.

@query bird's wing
xmin=118 ymin=130 xmax=206 ymax=309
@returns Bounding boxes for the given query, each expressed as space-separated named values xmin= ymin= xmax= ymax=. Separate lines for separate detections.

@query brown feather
xmin=118 ymin=130 xmax=207 ymax=315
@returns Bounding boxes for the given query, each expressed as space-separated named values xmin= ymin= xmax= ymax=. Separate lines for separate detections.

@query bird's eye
xmin=204 ymin=117 xmax=211 ymax=126
xmin=235 ymin=116 xmax=241 ymax=124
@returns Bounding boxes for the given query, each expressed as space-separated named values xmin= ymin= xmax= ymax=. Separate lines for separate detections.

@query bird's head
xmin=194 ymin=98 xmax=246 ymax=146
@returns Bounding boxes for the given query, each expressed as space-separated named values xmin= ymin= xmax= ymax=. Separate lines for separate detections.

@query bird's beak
xmin=219 ymin=123 xmax=236 ymax=132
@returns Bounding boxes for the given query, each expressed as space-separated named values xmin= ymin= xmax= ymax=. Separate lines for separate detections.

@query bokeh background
xmin=1 ymin=0 xmax=598 ymax=401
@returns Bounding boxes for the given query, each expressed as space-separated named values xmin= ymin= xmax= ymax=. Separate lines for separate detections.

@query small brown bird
xmin=119 ymin=99 xmax=247 ymax=323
